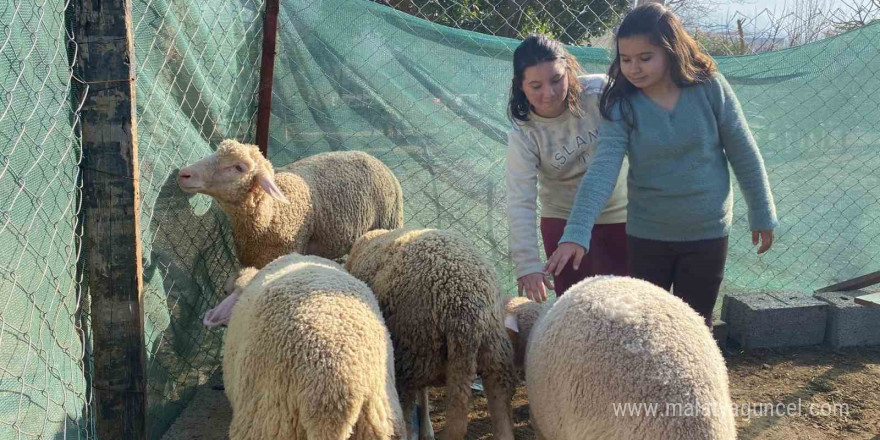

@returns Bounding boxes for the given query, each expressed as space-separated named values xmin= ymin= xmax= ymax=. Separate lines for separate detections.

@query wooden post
xmin=737 ymin=18 xmax=746 ymax=54
xmin=74 ymin=0 xmax=148 ymax=438
xmin=255 ymin=0 xmax=280 ymax=157
xmin=815 ymin=270 xmax=880 ymax=293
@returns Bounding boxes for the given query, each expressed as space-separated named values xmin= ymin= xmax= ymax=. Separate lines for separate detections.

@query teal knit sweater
xmin=561 ymin=73 xmax=778 ymax=249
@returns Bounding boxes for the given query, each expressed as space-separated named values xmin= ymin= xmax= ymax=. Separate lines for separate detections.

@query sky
xmin=708 ymin=0 xmax=850 ymax=22
xmin=702 ymin=0 xmax=854 ymax=33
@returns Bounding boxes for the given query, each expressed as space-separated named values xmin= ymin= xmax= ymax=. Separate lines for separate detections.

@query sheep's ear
xmin=504 ymin=314 xmax=519 ymax=333
xmin=256 ymin=168 xmax=289 ymax=204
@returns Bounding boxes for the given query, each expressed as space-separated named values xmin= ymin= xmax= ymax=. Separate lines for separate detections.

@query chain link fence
xmin=130 ymin=0 xmax=265 ymax=436
xmin=371 ymin=0 xmax=630 ymax=44
xmin=2 ymin=0 xmax=880 ymax=439
xmin=2 ymin=0 xmax=264 ymax=438
xmin=268 ymin=0 xmax=880 ymax=304
xmin=0 ymin=0 xmax=91 ymax=438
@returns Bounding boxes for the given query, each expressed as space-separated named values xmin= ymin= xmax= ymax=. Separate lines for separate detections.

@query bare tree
xmin=634 ymin=0 xmax=667 ymax=6
xmin=829 ymin=0 xmax=880 ymax=34
xmin=782 ymin=0 xmax=835 ymax=46
xmin=667 ymin=0 xmax=734 ymax=26
xmin=689 ymin=0 xmax=880 ymax=54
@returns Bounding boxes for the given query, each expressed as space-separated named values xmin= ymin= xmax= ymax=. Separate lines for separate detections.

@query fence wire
xmin=371 ymin=0 xmax=630 ymax=44
xmin=129 ymin=0 xmax=265 ymax=437
xmin=0 ymin=0 xmax=91 ymax=438
xmin=269 ymin=0 xmax=880 ymax=311
xmin=2 ymin=0 xmax=880 ymax=439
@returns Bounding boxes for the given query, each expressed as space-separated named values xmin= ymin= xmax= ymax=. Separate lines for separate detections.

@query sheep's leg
xmin=442 ymin=342 xmax=477 ymax=440
xmin=303 ymin=402 xmax=360 ymax=440
xmin=304 ymin=425 xmax=350 ymax=440
xmin=482 ymin=370 xmax=514 ymax=440
xmin=417 ymin=388 xmax=434 ymax=440
xmin=478 ymin=327 xmax=516 ymax=440
xmin=351 ymin=396 xmax=400 ymax=440
xmin=402 ymin=388 xmax=419 ymax=440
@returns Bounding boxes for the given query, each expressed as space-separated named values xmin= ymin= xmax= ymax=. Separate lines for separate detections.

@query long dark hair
xmin=508 ymin=34 xmax=585 ymax=122
xmin=600 ymin=3 xmax=717 ymax=122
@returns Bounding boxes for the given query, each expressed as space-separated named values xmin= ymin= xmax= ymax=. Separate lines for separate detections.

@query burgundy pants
xmin=627 ymin=235 xmax=728 ymax=327
xmin=540 ymin=218 xmax=628 ymax=297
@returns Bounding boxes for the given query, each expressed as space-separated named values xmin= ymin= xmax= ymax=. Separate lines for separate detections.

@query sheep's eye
xmin=234 ymin=164 xmax=245 ymax=173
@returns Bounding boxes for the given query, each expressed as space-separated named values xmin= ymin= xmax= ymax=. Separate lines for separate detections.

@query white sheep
xmin=177 ymin=139 xmax=403 ymax=325
xmin=345 ymin=228 xmax=516 ymax=440
xmin=223 ymin=253 xmax=405 ymax=440
xmin=504 ymin=276 xmax=736 ymax=440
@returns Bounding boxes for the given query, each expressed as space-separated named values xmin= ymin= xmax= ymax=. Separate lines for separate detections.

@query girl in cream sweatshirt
xmin=506 ymin=34 xmax=629 ymax=303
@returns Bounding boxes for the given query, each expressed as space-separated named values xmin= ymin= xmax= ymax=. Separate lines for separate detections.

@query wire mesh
xmin=3 ymin=0 xmax=880 ymax=439
xmin=129 ymin=0 xmax=265 ymax=436
xmin=268 ymin=0 xmax=880 ymax=311
xmin=0 ymin=0 xmax=92 ymax=438
xmin=371 ymin=0 xmax=630 ymax=44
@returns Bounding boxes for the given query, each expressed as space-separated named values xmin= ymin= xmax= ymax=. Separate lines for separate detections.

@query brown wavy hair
xmin=600 ymin=3 xmax=717 ymax=123
xmin=509 ymin=34 xmax=586 ymax=122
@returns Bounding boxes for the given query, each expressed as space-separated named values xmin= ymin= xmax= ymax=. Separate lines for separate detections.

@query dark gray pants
xmin=627 ymin=235 xmax=729 ymax=327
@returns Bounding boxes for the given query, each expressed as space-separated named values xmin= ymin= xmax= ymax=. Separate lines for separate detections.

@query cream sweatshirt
xmin=505 ymin=74 xmax=628 ymax=278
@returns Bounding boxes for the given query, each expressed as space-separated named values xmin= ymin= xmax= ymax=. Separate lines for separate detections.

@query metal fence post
xmin=256 ymin=0 xmax=281 ymax=157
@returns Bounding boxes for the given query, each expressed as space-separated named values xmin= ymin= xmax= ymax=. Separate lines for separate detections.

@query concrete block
xmin=712 ymin=319 xmax=728 ymax=350
xmin=722 ymin=291 xmax=827 ymax=349
xmin=813 ymin=291 xmax=880 ymax=348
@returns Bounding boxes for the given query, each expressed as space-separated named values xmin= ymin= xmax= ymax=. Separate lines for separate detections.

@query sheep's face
xmin=177 ymin=140 xmax=288 ymax=204
xmin=233 ymin=267 xmax=259 ymax=292
xmin=503 ymin=296 xmax=542 ymax=372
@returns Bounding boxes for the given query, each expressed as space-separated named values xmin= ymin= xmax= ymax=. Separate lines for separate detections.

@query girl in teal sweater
xmin=545 ymin=3 xmax=778 ymax=326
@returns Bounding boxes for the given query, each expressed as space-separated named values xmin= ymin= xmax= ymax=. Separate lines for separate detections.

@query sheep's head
xmin=177 ymin=139 xmax=288 ymax=204
xmin=503 ymin=296 xmax=543 ymax=372
xmin=345 ymin=229 xmax=391 ymax=281
xmin=232 ymin=267 xmax=260 ymax=292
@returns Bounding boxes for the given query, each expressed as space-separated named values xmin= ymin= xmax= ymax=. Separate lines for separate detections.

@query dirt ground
xmin=161 ymin=346 xmax=880 ymax=440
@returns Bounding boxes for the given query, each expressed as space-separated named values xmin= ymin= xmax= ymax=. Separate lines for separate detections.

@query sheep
xmin=503 ymin=276 xmax=736 ymax=440
xmin=345 ymin=228 xmax=516 ymax=440
xmin=203 ymin=267 xmax=259 ymax=327
xmin=178 ymin=139 xmax=403 ymax=325
xmin=223 ymin=253 xmax=405 ymax=440
xmin=178 ymin=139 xmax=403 ymax=266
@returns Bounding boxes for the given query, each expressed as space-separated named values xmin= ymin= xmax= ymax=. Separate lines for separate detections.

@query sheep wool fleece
xmin=525 ymin=276 xmax=735 ymax=440
xmin=345 ymin=228 xmax=516 ymax=440
xmin=212 ymin=141 xmax=403 ymax=269
xmin=223 ymin=253 xmax=404 ymax=440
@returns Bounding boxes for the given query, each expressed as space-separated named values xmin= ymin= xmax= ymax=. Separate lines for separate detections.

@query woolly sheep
xmin=345 ymin=228 xmax=516 ymax=440
xmin=203 ymin=267 xmax=259 ymax=326
xmin=178 ymin=139 xmax=403 ymax=325
xmin=504 ymin=276 xmax=736 ymax=440
xmin=223 ymin=253 xmax=405 ymax=440
xmin=178 ymin=139 xmax=403 ymax=266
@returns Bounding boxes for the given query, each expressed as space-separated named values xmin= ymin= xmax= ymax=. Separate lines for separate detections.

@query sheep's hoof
xmin=409 ymin=405 xmax=434 ymax=440
xmin=417 ymin=427 xmax=435 ymax=440
xmin=417 ymin=408 xmax=434 ymax=440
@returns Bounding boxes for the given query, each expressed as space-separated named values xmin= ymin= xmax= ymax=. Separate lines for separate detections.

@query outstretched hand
xmin=752 ymin=230 xmax=774 ymax=254
xmin=544 ymin=242 xmax=586 ymax=277
xmin=518 ymin=272 xmax=554 ymax=303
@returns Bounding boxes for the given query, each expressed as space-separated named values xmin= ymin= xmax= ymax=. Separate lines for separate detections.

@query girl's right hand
xmin=544 ymin=242 xmax=586 ymax=276
xmin=518 ymin=272 xmax=554 ymax=303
